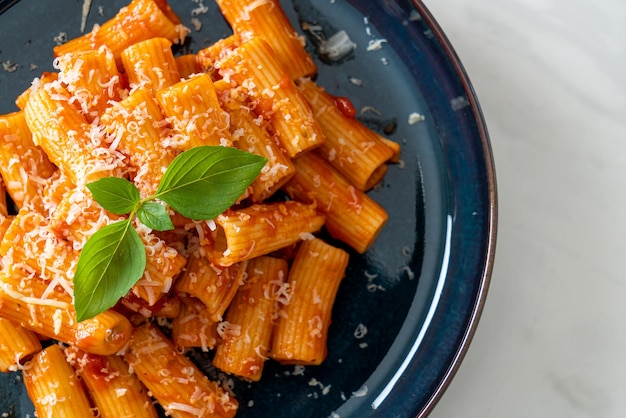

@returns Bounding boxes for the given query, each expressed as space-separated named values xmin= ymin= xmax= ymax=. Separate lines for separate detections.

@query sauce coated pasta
xmin=0 ymin=0 xmax=397 ymax=416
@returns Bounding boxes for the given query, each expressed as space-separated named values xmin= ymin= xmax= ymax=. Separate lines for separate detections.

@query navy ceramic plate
xmin=0 ymin=0 xmax=496 ymax=417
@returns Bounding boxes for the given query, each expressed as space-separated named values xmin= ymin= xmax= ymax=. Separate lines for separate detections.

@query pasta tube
xmin=15 ymin=71 xmax=58 ymax=110
xmin=228 ymin=102 xmax=296 ymax=202
xmin=272 ymin=237 xmax=349 ymax=365
xmin=213 ymin=256 xmax=288 ymax=381
xmin=49 ymin=185 xmax=119 ymax=249
xmin=298 ymin=78 xmax=395 ymax=190
xmin=121 ymin=37 xmax=181 ymax=95
xmin=0 ymin=111 xmax=56 ymax=212
xmin=175 ymin=254 xmax=246 ymax=322
xmin=55 ymin=46 xmax=125 ymax=121
xmin=196 ymin=35 xmax=241 ymax=75
xmin=171 ymin=296 xmax=219 ymax=351
xmin=23 ymin=344 xmax=93 ymax=418
xmin=54 ymin=0 xmax=188 ymax=62
xmin=131 ymin=225 xmax=187 ymax=307
xmin=23 ymin=82 xmax=121 ymax=185
xmin=216 ymin=37 xmax=325 ymax=158
xmin=0 ymin=270 xmax=132 ymax=356
xmin=67 ymin=346 xmax=158 ymax=418
xmin=50 ymin=183 xmax=120 ymax=245
xmin=0 ymin=209 xmax=79 ymax=285
xmin=207 ymin=201 xmax=325 ymax=267
xmin=156 ymin=73 xmax=233 ymax=149
xmin=125 ymin=323 xmax=239 ymax=418
xmin=101 ymin=87 xmax=176 ymax=196
xmin=215 ymin=0 xmax=316 ymax=79
xmin=0 ymin=318 xmax=42 ymax=372
xmin=175 ymin=54 xmax=202 ymax=79
xmin=284 ymin=152 xmax=388 ymax=253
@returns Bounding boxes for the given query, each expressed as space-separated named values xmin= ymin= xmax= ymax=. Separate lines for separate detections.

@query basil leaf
xmin=156 ymin=146 xmax=266 ymax=220
xmin=87 ymin=177 xmax=140 ymax=215
xmin=74 ymin=219 xmax=146 ymax=322
xmin=137 ymin=201 xmax=174 ymax=231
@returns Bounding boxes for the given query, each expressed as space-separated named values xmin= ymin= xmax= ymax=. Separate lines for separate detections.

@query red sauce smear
xmin=333 ymin=96 xmax=356 ymax=119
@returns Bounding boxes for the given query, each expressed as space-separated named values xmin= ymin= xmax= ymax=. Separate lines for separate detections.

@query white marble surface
xmin=424 ymin=0 xmax=626 ymax=417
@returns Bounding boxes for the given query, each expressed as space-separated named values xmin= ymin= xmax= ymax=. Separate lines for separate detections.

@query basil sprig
xmin=73 ymin=146 xmax=267 ymax=322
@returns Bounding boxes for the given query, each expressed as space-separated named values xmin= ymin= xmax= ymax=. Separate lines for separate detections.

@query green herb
xmin=73 ymin=146 xmax=267 ymax=322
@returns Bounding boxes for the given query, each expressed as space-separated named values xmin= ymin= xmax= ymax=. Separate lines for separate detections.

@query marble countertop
xmin=424 ymin=0 xmax=626 ymax=417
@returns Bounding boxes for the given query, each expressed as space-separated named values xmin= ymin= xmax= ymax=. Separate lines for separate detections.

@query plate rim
xmin=411 ymin=0 xmax=498 ymax=416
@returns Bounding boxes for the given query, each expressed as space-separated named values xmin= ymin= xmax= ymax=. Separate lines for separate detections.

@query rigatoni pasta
xmin=206 ymin=201 xmax=325 ymax=267
xmin=0 ymin=318 xmax=42 ymax=373
xmin=215 ymin=37 xmax=325 ymax=158
xmin=53 ymin=0 xmax=188 ymax=62
xmin=297 ymin=78 xmax=396 ymax=191
xmin=23 ymin=344 xmax=94 ymax=418
xmin=67 ymin=346 xmax=159 ymax=418
xmin=121 ymin=37 xmax=181 ymax=95
xmin=215 ymin=0 xmax=317 ymax=80
xmin=23 ymin=82 xmax=121 ymax=186
xmin=272 ymin=238 xmax=349 ymax=365
xmin=0 ymin=0 xmax=401 ymax=414
xmin=213 ymin=256 xmax=288 ymax=381
xmin=0 ymin=111 xmax=56 ymax=212
xmin=175 ymin=254 xmax=246 ymax=322
xmin=284 ymin=152 xmax=389 ymax=253
xmin=54 ymin=46 xmax=126 ymax=122
xmin=125 ymin=323 xmax=239 ymax=418
xmin=156 ymin=73 xmax=234 ymax=149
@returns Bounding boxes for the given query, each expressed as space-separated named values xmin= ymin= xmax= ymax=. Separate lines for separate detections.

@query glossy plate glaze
xmin=0 ymin=1 xmax=496 ymax=417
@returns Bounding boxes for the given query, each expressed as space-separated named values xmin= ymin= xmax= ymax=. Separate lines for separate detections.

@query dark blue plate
xmin=0 ymin=1 xmax=496 ymax=417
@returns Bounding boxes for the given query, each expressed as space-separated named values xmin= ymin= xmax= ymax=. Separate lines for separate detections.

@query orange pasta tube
xmin=156 ymin=73 xmax=233 ymax=149
xmin=15 ymin=71 xmax=58 ymax=110
xmin=0 ymin=209 xmax=79 ymax=286
xmin=298 ymin=79 xmax=395 ymax=190
xmin=0 ymin=111 xmax=56 ymax=212
xmin=131 ymin=226 xmax=188 ymax=307
xmin=0 ymin=318 xmax=42 ymax=372
xmin=171 ymin=296 xmax=219 ymax=351
xmin=23 ymin=82 xmax=121 ymax=185
xmin=272 ymin=238 xmax=349 ymax=365
xmin=55 ymin=46 xmax=126 ymax=121
xmin=175 ymin=54 xmax=202 ymax=79
xmin=40 ymin=171 xmax=75 ymax=215
xmin=101 ymin=87 xmax=175 ymax=196
xmin=284 ymin=152 xmax=388 ymax=253
xmin=378 ymin=133 xmax=402 ymax=163
xmin=175 ymin=254 xmax=245 ymax=322
xmin=207 ymin=201 xmax=325 ymax=267
xmin=216 ymin=37 xmax=325 ymax=158
xmin=23 ymin=344 xmax=93 ymax=418
xmin=67 ymin=347 xmax=158 ymax=418
xmin=213 ymin=256 xmax=288 ymax=381
xmin=125 ymin=323 xmax=239 ymax=418
xmin=215 ymin=0 xmax=316 ymax=79
xmin=228 ymin=102 xmax=296 ymax=202
xmin=196 ymin=35 xmax=241 ymax=75
xmin=0 ymin=270 xmax=132 ymax=356
xmin=54 ymin=0 xmax=187 ymax=62
xmin=121 ymin=37 xmax=181 ymax=95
